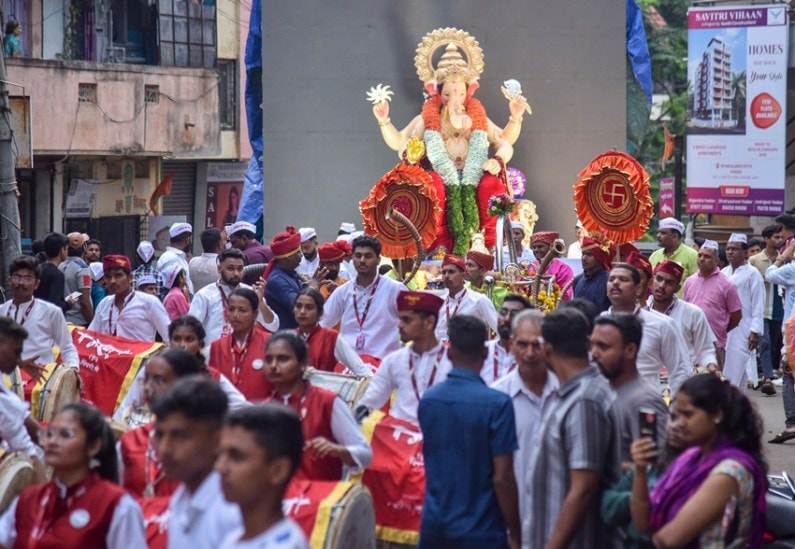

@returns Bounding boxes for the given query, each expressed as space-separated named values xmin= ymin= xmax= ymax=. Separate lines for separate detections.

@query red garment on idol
xmin=267 ymin=383 xmax=340 ymax=481
xmin=209 ymin=327 xmax=273 ymax=401
xmin=119 ymin=422 xmax=180 ymax=499
xmin=13 ymin=473 xmax=124 ymax=549
xmin=298 ymin=325 xmax=340 ymax=372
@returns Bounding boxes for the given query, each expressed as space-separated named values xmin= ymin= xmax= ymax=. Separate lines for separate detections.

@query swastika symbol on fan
xmin=601 ymin=180 xmax=627 ymax=208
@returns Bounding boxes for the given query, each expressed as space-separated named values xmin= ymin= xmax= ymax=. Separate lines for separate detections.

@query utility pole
xmin=0 ymin=32 xmax=21 ymax=286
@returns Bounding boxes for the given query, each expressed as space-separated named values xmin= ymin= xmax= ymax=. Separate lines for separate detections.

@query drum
xmin=0 ymin=452 xmax=36 ymax=513
xmin=304 ymin=368 xmax=370 ymax=409
xmin=37 ymin=365 xmax=81 ymax=423
xmin=285 ymin=479 xmax=376 ymax=549
xmin=2 ymin=368 xmax=24 ymax=399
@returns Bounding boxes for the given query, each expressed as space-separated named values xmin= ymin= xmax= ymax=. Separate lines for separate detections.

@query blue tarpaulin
xmin=627 ymin=0 xmax=653 ymax=104
xmin=238 ymin=0 xmax=264 ymax=225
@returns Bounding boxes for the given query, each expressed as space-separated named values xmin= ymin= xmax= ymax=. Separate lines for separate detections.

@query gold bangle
xmin=509 ymin=115 xmax=523 ymax=124
xmin=377 ymin=117 xmax=391 ymax=127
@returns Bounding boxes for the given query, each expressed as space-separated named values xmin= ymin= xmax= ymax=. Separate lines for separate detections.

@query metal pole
xmin=0 ymin=36 xmax=21 ymax=285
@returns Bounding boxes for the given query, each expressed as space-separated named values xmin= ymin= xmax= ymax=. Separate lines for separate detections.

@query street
xmin=747 ymin=384 xmax=792 ymax=475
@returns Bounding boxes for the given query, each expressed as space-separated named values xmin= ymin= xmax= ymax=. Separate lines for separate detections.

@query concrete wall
xmin=261 ymin=0 xmax=627 ymax=247
xmin=6 ymin=58 xmax=220 ymax=157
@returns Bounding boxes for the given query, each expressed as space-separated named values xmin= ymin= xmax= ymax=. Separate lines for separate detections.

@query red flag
xmin=149 ymin=173 xmax=175 ymax=216
xmin=661 ymin=124 xmax=675 ymax=171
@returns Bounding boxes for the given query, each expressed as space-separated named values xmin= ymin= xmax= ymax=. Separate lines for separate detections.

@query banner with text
xmin=686 ymin=5 xmax=787 ymax=215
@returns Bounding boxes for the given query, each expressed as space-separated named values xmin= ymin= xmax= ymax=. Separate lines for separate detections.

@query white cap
xmin=299 ymin=227 xmax=317 ymax=242
xmin=510 ymin=220 xmax=523 ymax=231
xmin=728 ymin=233 xmax=747 ymax=244
xmin=228 ymin=221 xmax=256 ymax=236
xmin=137 ymin=241 xmax=155 ymax=263
xmin=161 ymin=263 xmax=183 ymax=289
xmin=338 ymin=222 xmax=356 ymax=235
xmin=89 ymin=262 xmax=104 ymax=282
xmin=169 ymin=222 xmax=192 ymax=238
xmin=701 ymin=239 xmax=719 ymax=251
xmin=575 ymin=219 xmax=584 ymax=230
xmin=659 ymin=217 xmax=684 ymax=234
xmin=136 ymin=274 xmax=157 ymax=288
xmin=336 ymin=234 xmax=352 ymax=243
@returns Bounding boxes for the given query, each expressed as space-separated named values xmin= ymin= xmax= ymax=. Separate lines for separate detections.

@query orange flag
xmin=149 ymin=172 xmax=174 ymax=215
xmin=661 ymin=124 xmax=675 ymax=171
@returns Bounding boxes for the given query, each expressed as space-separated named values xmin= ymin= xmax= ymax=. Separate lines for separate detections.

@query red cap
xmin=581 ymin=235 xmax=612 ymax=272
xmin=396 ymin=291 xmax=444 ymax=314
xmin=466 ymin=250 xmax=493 ymax=271
xmin=531 ymin=231 xmax=559 ymax=246
xmin=102 ymin=254 xmax=131 ymax=273
xmin=269 ymin=226 xmax=301 ymax=259
xmin=618 ymin=242 xmax=639 ymax=259
xmin=625 ymin=251 xmax=652 ymax=278
xmin=318 ymin=242 xmax=345 ymax=263
xmin=442 ymin=254 xmax=466 ymax=271
xmin=334 ymin=240 xmax=352 ymax=256
xmin=653 ymin=260 xmax=684 ymax=283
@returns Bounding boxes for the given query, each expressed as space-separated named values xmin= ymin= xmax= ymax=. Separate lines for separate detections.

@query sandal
xmin=769 ymin=430 xmax=795 ymax=444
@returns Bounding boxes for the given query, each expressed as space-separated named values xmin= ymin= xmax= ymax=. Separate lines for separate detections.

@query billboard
xmin=686 ymin=5 xmax=787 ymax=215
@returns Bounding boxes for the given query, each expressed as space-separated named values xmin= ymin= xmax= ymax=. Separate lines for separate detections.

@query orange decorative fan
xmin=573 ymin=150 xmax=653 ymax=244
xmin=360 ymin=164 xmax=441 ymax=259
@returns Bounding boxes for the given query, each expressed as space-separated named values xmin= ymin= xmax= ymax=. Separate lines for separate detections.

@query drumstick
xmin=500 ymin=86 xmax=532 ymax=116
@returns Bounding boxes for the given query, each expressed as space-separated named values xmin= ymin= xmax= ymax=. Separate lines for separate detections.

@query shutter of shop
xmin=161 ymin=161 xmax=197 ymax=225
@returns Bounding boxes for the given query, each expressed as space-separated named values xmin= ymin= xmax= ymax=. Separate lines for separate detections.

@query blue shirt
xmin=572 ymin=268 xmax=610 ymax=312
xmin=418 ymin=367 xmax=518 ymax=548
xmin=265 ymin=265 xmax=303 ymax=329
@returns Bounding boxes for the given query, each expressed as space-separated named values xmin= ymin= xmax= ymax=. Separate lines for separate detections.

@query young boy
xmin=216 ymin=405 xmax=308 ymax=548
xmin=151 ymin=376 xmax=242 ymax=548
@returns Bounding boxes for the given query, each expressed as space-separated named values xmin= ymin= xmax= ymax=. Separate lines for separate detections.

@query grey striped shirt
xmin=523 ymin=365 xmax=622 ymax=549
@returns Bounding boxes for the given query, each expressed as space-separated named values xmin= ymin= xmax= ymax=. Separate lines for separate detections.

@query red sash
xmin=140 ymin=496 xmax=170 ymax=549
xmin=357 ymin=413 xmax=424 ymax=545
xmin=283 ymin=479 xmax=355 ymax=545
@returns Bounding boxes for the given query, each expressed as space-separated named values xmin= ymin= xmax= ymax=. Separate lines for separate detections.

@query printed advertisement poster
xmin=204 ymin=162 xmax=247 ymax=229
xmin=686 ymin=5 xmax=787 ymax=215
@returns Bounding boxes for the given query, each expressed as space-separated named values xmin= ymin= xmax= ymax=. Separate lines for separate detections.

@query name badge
xmin=69 ymin=509 xmax=91 ymax=529
xmin=355 ymin=333 xmax=366 ymax=351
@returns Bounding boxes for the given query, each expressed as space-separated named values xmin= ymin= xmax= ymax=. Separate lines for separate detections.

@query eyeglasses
xmin=41 ymin=427 xmax=78 ymax=442
xmin=10 ymin=274 xmax=35 ymax=282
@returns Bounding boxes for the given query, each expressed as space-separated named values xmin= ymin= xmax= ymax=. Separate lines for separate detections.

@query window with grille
xmin=217 ymin=60 xmax=237 ymax=130
xmin=78 ymin=83 xmax=97 ymax=102
xmin=158 ymin=0 xmax=216 ymax=69
xmin=145 ymin=85 xmax=160 ymax=103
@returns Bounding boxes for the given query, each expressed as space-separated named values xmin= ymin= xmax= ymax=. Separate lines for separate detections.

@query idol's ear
xmin=424 ymin=81 xmax=438 ymax=97
xmin=466 ymin=81 xmax=480 ymax=98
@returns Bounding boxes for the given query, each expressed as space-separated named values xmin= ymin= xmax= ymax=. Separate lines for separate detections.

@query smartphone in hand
xmin=639 ymin=408 xmax=657 ymax=445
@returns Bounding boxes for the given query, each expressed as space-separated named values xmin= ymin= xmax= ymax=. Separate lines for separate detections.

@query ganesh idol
xmin=368 ymin=28 xmax=530 ymax=256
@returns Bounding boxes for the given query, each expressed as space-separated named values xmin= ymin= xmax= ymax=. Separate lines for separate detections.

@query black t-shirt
xmin=34 ymin=262 xmax=68 ymax=312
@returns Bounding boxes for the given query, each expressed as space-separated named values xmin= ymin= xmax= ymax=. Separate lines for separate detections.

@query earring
xmin=89 ymin=458 xmax=100 ymax=470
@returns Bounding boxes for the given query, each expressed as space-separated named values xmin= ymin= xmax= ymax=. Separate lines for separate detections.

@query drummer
xmin=0 ymin=402 xmax=146 ymax=548
xmin=117 ymin=349 xmax=203 ymax=499
xmin=151 ymin=377 xmax=242 ymax=547
xmin=0 ymin=256 xmax=80 ymax=375
xmin=465 ymin=247 xmax=507 ymax=311
xmin=264 ymin=332 xmax=372 ymax=481
xmin=355 ymin=291 xmax=452 ymax=426
xmin=293 ymin=288 xmax=371 ymax=377
xmin=0 ymin=317 xmax=45 ymax=461
xmin=434 ymin=254 xmax=498 ymax=341
xmin=216 ymin=405 xmax=309 ymax=548
xmin=88 ymin=255 xmax=171 ymax=342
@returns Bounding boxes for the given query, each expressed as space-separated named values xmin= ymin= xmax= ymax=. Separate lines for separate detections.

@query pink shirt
xmin=532 ymin=258 xmax=574 ymax=299
xmin=163 ymin=286 xmax=190 ymax=321
xmin=683 ymin=269 xmax=742 ymax=348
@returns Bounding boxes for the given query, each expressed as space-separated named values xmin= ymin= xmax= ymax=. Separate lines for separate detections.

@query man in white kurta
xmin=434 ymin=254 xmax=498 ymax=341
xmin=320 ymin=235 xmax=405 ymax=360
xmin=480 ymin=294 xmax=533 ymax=385
xmin=606 ymin=264 xmax=693 ymax=394
xmin=722 ymin=234 xmax=765 ymax=388
xmin=188 ymin=248 xmax=279 ymax=346
xmin=89 ymin=255 xmax=171 ymax=342
xmin=0 ymin=256 xmax=79 ymax=370
xmin=646 ymin=260 xmax=718 ymax=374
xmin=356 ymin=291 xmax=451 ymax=426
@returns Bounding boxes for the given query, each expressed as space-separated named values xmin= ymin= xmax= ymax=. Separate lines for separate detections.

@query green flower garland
xmin=424 ymin=129 xmax=490 ymax=255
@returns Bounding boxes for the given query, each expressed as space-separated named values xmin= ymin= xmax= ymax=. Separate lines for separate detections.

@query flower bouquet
xmin=487 ymin=193 xmax=515 ymax=217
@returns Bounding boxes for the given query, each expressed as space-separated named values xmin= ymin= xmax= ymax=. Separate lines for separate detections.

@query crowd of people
xmin=0 ymin=212 xmax=786 ymax=548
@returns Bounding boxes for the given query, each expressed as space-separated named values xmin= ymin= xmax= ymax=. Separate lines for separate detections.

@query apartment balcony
xmin=6 ymin=58 xmax=220 ymax=158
